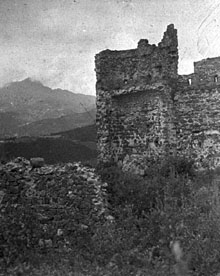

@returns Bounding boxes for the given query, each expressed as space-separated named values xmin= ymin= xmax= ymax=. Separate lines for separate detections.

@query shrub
xmin=98 ymin=157 xmax=195 ymax=216
xmin=96 ymin=157 xmax=220 ymax=275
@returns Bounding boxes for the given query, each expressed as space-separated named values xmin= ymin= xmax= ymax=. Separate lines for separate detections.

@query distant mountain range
xmin=0 ymin=78 xmax=96 ymax=137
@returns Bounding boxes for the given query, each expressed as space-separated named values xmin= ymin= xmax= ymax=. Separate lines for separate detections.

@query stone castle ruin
xmin=95 ymin=24 xmax=220 ymax=172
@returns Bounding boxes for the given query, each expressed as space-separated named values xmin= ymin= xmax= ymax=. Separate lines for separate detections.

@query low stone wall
xmin=0 ymin=157 xmax=108 ymax=262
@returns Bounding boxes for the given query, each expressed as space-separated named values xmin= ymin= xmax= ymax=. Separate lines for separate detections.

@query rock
xmin=30 ymin=157 xmax=45 ymax=169
xmin=44 ymin=239 xmax=53 ymax=248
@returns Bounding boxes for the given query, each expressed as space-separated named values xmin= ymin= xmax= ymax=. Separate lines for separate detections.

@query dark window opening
xmin=147 ymin=74 xmax=152 ymax=81
xmin=156 ymin=64 xmax=162 ymax=74
xmin=154 ymin=137 xmax=159 ymax=146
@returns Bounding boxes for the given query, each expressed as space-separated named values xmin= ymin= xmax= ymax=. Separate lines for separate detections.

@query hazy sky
xmin=1 ymin=0 xmax=220 ymax=95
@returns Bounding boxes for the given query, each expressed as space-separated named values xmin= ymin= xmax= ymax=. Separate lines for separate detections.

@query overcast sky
xmin=1 ymin=0 xmax=220 ymax=95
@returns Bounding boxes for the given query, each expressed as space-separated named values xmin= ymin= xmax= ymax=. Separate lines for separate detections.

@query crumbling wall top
xmin=159 ymin=24 xmax=177 ymax=49
xmin=95 ymin=24 xmax=179 ymax=94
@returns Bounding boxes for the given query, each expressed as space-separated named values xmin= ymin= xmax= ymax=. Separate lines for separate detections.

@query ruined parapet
xmin=96 ymin=24 xmax=178 ymax=92
xmin=194 ymin=57 xmax=220 ymax=84
xmin=178 ymin=57 xmax=220 ymax=89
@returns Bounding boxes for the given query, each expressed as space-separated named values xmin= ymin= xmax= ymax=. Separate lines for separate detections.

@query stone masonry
xmin=95 ymin=24 xmax=220 ymax=172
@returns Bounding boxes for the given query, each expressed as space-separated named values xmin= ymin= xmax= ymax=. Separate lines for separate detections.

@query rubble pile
xmin=0 ymin=157 xmax=107 ymax=264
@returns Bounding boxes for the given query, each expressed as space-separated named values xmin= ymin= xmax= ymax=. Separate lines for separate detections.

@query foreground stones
xmin=0 ymin=157 xmax=108 ymax=254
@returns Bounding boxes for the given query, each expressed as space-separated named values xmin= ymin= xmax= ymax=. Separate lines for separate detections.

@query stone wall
xmin=174 ymin=80 xmax=220 ymax=169
xmin=95 ymin=24 xmax=220 ymax=171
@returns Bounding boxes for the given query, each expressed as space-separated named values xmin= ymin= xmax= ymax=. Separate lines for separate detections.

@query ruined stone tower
xmin=95 ymin=24 xmax=220 ymax=172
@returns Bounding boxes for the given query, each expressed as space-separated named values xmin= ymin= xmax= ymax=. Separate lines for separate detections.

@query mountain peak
xmin=4 ymin=78 xmax=45 ymax=90
xmin=0 ymin=79 xmax=96 ymax=137
xmin=19 ymin=78 xmax=44 ymax=86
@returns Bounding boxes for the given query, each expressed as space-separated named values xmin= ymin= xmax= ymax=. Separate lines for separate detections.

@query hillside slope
xmin=0 ymin=124 xmax=97 ymax=164
xmin=17 ymin=109 xmax=96 ymax=136
xmin=52 ymin=124 xmax=96 ymax=141
xmin=0 ymin=137 xmax=97 ymax=164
